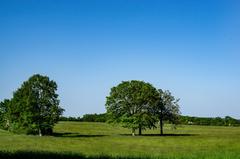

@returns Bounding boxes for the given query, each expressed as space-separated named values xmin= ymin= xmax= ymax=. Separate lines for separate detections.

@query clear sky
xmin=0 ymin=0 xmax=240 ymax=118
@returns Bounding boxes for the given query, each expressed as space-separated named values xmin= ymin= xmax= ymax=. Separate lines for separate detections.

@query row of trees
xmin=59 ymin=113 xmax=107 ymax=122
xmin=180 ymin=116 xmax=240 ymax=126
xmin=3 ymin=75 xmax=237 ymax=137
xmin=0 ymin=75 xmax=179 ymax=136
xmin=60 ymin=113 xmax=240 ymax=127
xmin=0 ymin=74 xmax=64 ymax=136
xmin=105 ymin=80 xmax=180 ymax=136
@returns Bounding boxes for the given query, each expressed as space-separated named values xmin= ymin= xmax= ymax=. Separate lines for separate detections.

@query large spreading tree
xmin=0 ymin=74 xmax=64 ymax=136
xmin=106 ymin=80 xmax=158 ymax=136
xmin=106 ymin=81 xmax=181 ymax=136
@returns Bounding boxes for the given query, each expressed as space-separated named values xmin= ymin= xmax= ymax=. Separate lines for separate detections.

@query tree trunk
xmin=159 ymin=108 xmax=164 ymax=135
xmin=39 ymin=128 xmax=42 ymax=137
xmin=138 ymin=124 xmax=142 ymax=135
xmin=160 ymin=116 xmax=163 ymax=135
xmin=132 ymin=128 xmax=135 ymax=136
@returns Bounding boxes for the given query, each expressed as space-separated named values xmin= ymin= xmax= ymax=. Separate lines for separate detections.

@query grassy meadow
xmin=0 ymin=121 xmax=240 ymax=159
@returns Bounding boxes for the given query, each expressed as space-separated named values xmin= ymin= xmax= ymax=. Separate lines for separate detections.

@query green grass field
xmin=0 ymin=122 xmax=240 ymax=159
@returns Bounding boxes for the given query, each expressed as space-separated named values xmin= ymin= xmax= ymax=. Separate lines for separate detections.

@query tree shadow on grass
xmin=53 ymin=132 xmax=196 ymax=138
xmin=142 ymin=133 xmax=197 ymax=136
xmin=52 ymin=132 xmax=107 ymax=138
xmin=0 ymin=151 xmax=151 ymax=159
xmin=120 ymin=133 xmax=197 ymax=137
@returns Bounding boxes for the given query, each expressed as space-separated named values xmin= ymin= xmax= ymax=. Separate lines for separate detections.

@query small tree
xmin=106 ymin=80 xmax=158 ymax=136
xmin=153 ymin=89 xmax=180 ymax=135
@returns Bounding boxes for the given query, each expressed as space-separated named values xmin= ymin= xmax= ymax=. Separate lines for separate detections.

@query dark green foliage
xmin=179 ymin=115 xmax=240 ymax=126
xmin=0 ymin=99 xmax=11 ymax=129
xmin=152 ymin=89 xmax=180 ymax=135
xmin=58 ymin=113 xmax=240 ymax=127
xmin=106 ymin=80 xmax=158 ymax=136
xmin=0 ymin=74 xmax=64 ymax=135
xmin=105 ymin=81 xmax=182 ymax=136
xmin=59 ymin=113 xmax=107 ymax=122
xmin=224 ymin=116 xmax=240 ymax=126
xmin=59 ymin=116 xmax=82 ymax=121
xmin=81 ymin=113 xmax=107 ymax=122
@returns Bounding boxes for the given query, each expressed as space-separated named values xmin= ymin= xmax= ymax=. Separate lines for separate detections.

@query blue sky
xmin=1 ymin=0 xmax=240 ymax=118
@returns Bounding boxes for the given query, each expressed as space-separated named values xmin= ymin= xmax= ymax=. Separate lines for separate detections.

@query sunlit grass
xmin=0 ymin=122 xmax=240 ymax=158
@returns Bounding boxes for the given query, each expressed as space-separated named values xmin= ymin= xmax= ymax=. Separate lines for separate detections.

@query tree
xmin=224 ymin=116 xmax=237 ymax=126
xmin=0 ymin=74 xmax=64 ymax=136
xmin=106 ymin=80 xmax=158 ymax=136
xmin=0 ymin=99 xmax=11 ymax=129
xmin=153 ymin=89 xmax=180 ymax=135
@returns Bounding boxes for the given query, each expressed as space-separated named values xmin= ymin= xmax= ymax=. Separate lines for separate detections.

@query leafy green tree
xmin=0 ymin=74 xmax=64 ymax=136
xmin=153 ymin=89 xmax=180 ymax=135
xmin=224 ymin=116 xmax=236 ymax=126
xmin=106 ymin=80 xmax=158 ymax=136
xmin=0 ymin=99 xmax=11 ymax=129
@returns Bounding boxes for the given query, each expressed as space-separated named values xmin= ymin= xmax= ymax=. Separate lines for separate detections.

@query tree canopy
xmin=106 ymin=80 xmax=181 ymax=135
xmin=153 ymin=89 xmax=180 ymax=135
xmin=106 ymin=80 xmax=159 ymax=136
xmin=0 ymin=74 xmax=64 ymax=136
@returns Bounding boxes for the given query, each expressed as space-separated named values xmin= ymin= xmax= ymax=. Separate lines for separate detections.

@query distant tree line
xmin=59 ymin=116 xmax=82 ymax=122
xmin=60 ymin=113 xmax=240 ymax=127
xmin=180 ymin=115 xmax=240 ymax=126
xmin=59 ymin=113 xmax=107 ymax=122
